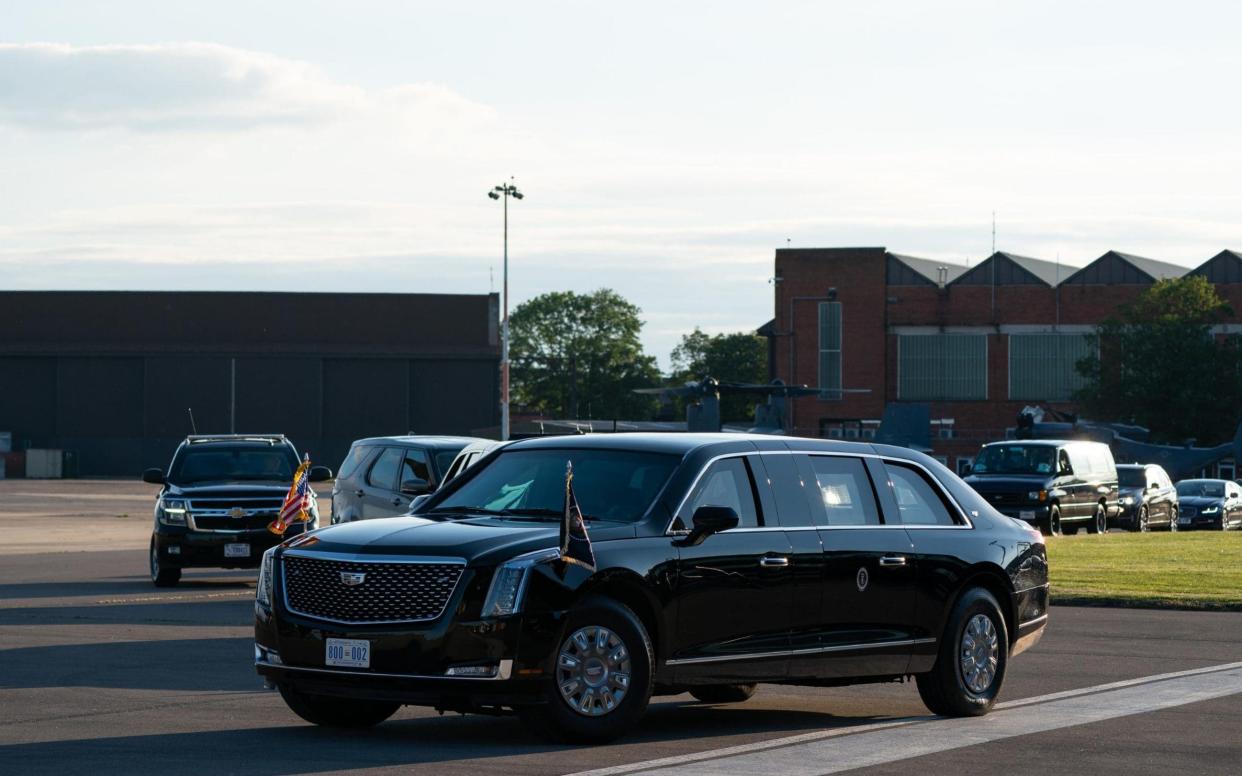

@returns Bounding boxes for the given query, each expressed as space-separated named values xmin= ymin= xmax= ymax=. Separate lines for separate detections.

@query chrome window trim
xmin=665 ymin=450 xmax=973 ymax=535
xmin=256 ymin=656 xmax=513 ymax=681
xmin=280 ymin=549 xmax=467 ymax=625
xmin=665 ymin=637 xmax=937 ymax=666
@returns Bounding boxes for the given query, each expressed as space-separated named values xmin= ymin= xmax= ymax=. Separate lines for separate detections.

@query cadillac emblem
xmin=340 ymin=572 xmax=366 ymax=587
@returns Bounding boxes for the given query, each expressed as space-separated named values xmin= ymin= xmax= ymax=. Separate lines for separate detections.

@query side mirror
xmin=1148 ymin=482 xmax=1159 ymax=491
xmin=961 ymin=463 xmax=972 ymax=475
xmin=408 ymin=494 xmax=431 ymax=513
xmin=673 ymin=505 xmax=739 ymax=547
xmin=400 ymin=479 xmax=431 ymax=495
xmin=142 ymin=468 xmax=164 ymax=485
xmin=308 ymin=465 xmax=334 ymax=482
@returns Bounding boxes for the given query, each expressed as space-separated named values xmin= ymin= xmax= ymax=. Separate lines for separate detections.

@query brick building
xmin=768 ymin=247 xmax=1242 ymax=476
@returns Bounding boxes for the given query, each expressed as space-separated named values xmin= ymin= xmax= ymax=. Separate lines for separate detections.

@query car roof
xmin=1178 ymin=478 xmax=1229 ymax=484
xmin=352 ymin=435 xmax=486 ymax=449
xmin=503 ymin=432 xmax=875 ymax=456
xmin=980 ymin=439 xmax=1100 ymax=448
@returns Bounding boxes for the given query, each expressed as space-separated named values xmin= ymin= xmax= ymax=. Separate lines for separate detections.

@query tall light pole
xmin=488 ymin=179 xmax=523 ymax=441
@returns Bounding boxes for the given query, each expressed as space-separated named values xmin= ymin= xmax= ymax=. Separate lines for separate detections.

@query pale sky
xmin=4 ymin=1 xmax=1242 ymax=368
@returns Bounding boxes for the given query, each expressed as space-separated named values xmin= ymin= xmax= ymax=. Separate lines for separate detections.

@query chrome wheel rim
xmin=150 ymin=544 xmax=159 ymax=579
xmin=959 ymin=613 xmax=999 ymax=694
xmin=556 ymin=625 xmax=631 ymax=717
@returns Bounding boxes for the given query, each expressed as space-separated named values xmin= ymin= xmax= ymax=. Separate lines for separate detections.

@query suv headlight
xmin=1202 ymin=505 xmax=1220 ymax=515
xmin=256 ymin=548 xmax=277 ymax=609
xmin=1120 ymin=496 xmax=1134 ymax=506
xmin=480 ymin=547 xmax=561 ymax=618
xmin=158 ymin=498 xmax=188 ymax=526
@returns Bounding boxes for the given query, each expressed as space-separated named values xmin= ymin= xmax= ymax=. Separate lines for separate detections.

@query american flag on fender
xmin=269 ymin=455 xmax=312 ymax=536
xmin=559 ymin=461 xmax=596 ymax=570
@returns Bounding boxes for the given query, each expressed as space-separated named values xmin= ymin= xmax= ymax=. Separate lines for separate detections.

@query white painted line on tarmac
xmin=572 ymin=661 xmax=1242 ymax=776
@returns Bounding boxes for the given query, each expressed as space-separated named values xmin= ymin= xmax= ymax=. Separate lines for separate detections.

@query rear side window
xmin=338 ymin=445 xmax=374 ymax=482
xmin=400 ymin=449 xmax=431 ymax=491
xmin=805 ymin=455 xmax=880 ymax=526
xmin=367 ymin=447 xmax=402 ymax=490
xmin=681 ymin=458 xmax=760 ymax=528
xmin=883 ymin=462 xmax=958 ymax=526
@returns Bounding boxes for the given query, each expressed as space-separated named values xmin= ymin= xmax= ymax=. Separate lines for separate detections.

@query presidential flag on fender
xmin=269 ymin=454 xmax=312 ymax=536
xmin=559 ymin=461 xmax=596 ymax=570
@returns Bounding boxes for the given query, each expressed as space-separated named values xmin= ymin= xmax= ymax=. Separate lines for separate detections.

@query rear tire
xmin=1087 ymin=503 xmax=1107 ymax=534
xmin=278 ymin=685 xmax=400 ymax=728
xmin=1043 ymin=507 xmax=1062 ymax=537
xmin=150 ymin=539 xmax=181 ymax=587
xmin=518 ymin=596 xmax=653 ymax=743
xmin=916 ymin=587 xmax=1008 ymax=717
xmin=689 ymin=684 xmax=757 ymax=704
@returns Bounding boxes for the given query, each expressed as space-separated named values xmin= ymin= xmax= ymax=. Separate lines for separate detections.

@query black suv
xmin=330 ymin=436 xmax=483 ymax=523
xmin=144 ymin=435 xmax=332 ymax=586
xmin=964 ymin=439 xmax=1119 ymax=536
xmin=255 ymin=433 xmax=1048 ymax=743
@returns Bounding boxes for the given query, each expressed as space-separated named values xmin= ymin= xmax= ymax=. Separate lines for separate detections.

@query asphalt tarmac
xmin=2 ymin=481 xmax=1240 ymax=775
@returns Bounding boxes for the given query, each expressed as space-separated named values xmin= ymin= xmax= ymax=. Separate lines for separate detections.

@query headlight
xmin=480 ymin=547 xmax=561 ymax=618
xmin=256 ymin=548 xmax=276 ymax=609
xmin=1202 ymin=505 xmax=1220 ymax=515
xmin=1120 ymin=496 xmax=1134 ymax=506
xmin=158 ymin=497 xmax=188 ymax=526
xmin=1026 ymin=490 xmax=1048 ymax=502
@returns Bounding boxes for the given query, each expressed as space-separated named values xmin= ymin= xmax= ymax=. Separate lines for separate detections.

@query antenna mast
xmin=187 ymin=408 xmax=198 ymax=435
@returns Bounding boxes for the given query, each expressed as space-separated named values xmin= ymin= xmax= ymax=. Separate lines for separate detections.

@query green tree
xmin=1075 ymin=275 xmax=1242 ymax=444
xmin=669 ymin=328 xmax=769 ymax=421
xmin=510 ymin=289 xmax=661 ymax=419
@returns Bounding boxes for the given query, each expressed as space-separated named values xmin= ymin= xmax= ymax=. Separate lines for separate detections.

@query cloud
xmin=0 ymin=42 xmax=491 ymax=131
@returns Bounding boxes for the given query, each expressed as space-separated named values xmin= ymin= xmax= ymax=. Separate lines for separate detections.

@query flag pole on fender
xmin=559 ymin=461 xmax=596 ymax=570
xmin=269 ymin=453 xmax=313 ymax=536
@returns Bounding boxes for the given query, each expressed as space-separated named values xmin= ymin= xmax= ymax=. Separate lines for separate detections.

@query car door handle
xmin=758 ymin=556 xmax=790 ymax=568
xmin=879 ymin=556 xmax=908 ymax=567
xmin=354 ymin=490 xmax=365 ymax=497
xmin=391 ymin=497 xmax=404 ymax=506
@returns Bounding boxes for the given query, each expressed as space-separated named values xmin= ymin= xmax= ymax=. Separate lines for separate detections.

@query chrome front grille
xmin=188 ymin=497 xmax=285 ymax=531
xmin=281 ymin=553 xmax=464 ymax=624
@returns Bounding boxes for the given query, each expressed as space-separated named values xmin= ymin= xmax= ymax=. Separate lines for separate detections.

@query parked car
xmin=439 ymin=439 xmax=507 ymax=485
xmin=1174 ymin=479 xmax=1242 ymax=530
xmin=255 ymin=433 xmax=1049 ymax=743
xmin=964 ymin=439 xmax=1119 ymax=536
xmin=1114 ymin=464 xmax=1178 ymax=532
xmin=144 ymin=434 xmax=332 ymax=587
xmin=330 ymin=435 xmax=483 ymax=523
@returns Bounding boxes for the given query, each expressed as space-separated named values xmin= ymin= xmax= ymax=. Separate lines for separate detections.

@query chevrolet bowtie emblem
xmin=229 ymin=507 xmax=246 ymax=519
xmin=340 ymin=572 xmax=366 ymax=586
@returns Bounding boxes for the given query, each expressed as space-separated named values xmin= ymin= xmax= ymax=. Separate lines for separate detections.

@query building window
xmin=818 ymin=302 xmax=842 ymax=399
xmin=1008 ymin=333 xmax=1094 ymax=401
xmin=897 ymin=334 xmax=987 ymax=400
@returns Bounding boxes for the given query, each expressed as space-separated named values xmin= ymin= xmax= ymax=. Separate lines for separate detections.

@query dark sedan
xmin=1175 ymin=479 xmax=1242 ymax=530
xmin=254 ymin=434 xmax=1049 ymax=742
xmin=1115 ymin=464 xmax=1178 ymax=532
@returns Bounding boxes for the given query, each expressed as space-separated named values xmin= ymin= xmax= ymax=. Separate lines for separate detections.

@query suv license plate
xmin=1019 ymin=510 xmax=1036 ymax=520
xmin=1179 ymin=518 xmax=1191 ymax=525
xmin=326 ymin=638 xmax=370 ymax=668
xmin=224 ymin=543 xmax=250 ymax=558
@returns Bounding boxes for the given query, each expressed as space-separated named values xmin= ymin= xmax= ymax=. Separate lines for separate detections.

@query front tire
xmin=278 ymin=685 xmax=399 ymax=728
xmin=1136 ymin=505 xmax=1149 ymax=533
xmin=519 ymin=596 xmax=653 ymax=743
xmin=916 ymin=587 xmax=1008 ymax=717
xmin=150 ymin=538 xmax=181 ymax=587
xmin=689 ymin=683 xmax=757 ymax=704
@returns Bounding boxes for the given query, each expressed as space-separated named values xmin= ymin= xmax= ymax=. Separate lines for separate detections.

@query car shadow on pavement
xmin=0 ymin=597 xmax=254 ymax=628
xmin=0 ymin=575 xmax=255 ymax=601
xmin=0 ymin=703 xmax=898 ymax=775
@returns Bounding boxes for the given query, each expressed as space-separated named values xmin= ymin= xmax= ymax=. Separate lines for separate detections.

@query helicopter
xmin=633 ymin=377 xmax=870 ymax=434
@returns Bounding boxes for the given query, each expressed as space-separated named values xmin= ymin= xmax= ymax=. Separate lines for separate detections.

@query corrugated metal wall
xmin=818 ymin=302 xmax=842 ymax=398
xmin=898 ymin=334 xmax=988 ymax=400
xmin=1008 ymin=333 xmax=1094 ymax=401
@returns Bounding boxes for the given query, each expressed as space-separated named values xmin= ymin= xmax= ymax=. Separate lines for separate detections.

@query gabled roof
xmin=1188 ymin=250 xmax=1242 ymax=284
xmin=886 ymin=253 xmax=969 ymax=286
xmin=949 ymin=252 xmax=1070 ymax=287
xmin=1061 ymin=251 xmax=1186 ymax=285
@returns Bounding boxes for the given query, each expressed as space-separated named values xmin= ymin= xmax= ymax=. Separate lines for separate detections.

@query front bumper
xmin=1177 ymin=514 xmax=1225 ymax=530
xmin=153 ymin=524 xmax=311 ymax=569
xmin=997 ymin=505 xmax=1050 ymax=524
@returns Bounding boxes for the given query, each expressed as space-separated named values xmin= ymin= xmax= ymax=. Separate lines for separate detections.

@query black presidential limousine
xmin=254 ymin=433 xmax=1049 ymax=742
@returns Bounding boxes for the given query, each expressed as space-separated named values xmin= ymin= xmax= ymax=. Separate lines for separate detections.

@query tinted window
xmin=681 ymin=458 xmax=760 ymax=528
xmin=806 ymin=455 xmax=880 ymax=526
xmin=971 ymin=444 xmax=1056 ymax=475
xmin=434 ymin=449 xmax=459 ymax=477
xmin=1176 ymin=480 xmax=1225 ymax=498
xmin=883 ymin=462 xmax=957 ymax=526
xmin=763 ymin=453 xmax=816 ymax=527
xmin=432 ymin=449 xmax=679 ymax=523
xmin=400 ymin=449 xmax=431 ymax=491
xmin=1118 ymin=467 xmax=1145 ymax=488
xmin=367 ymin=447 xmax=402 ymax=490
xmin=337 ymin=444 xmax=374 ymax=482
xmin=170 ymin=445 xmax=298 ymax=484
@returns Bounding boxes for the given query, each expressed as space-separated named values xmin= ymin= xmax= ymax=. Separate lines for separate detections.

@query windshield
xmin=1118 ymin=468 xmax=1146 ymax=488
xmin=971 ymin=445 xmax=1056 ymax=475
xmin=170 ymin=445 xmax=299 ymax=484
xmin=429 ymin=449 xmax=680 ymax=523
xmin=1176 ymin=480 xmax=1225 ymax=498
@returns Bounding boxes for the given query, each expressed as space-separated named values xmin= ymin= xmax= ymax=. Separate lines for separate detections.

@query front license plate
xmin=1019 ymin=510 xmax=1036 ymax=520
xmin=223 ymin=543 xmax=250 ymax=558
xmin=326 ymin=638 xmax=370 ymax=668
xmin=1179 ymin=518 xmax=1191 ymax=525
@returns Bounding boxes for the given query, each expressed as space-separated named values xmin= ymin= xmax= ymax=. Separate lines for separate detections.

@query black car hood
xmin=1179 ymin=496 xmax=1225 ymax=508
xmin=295 ymin=514 xmax=636 ymax=566
xmin=165 ymin=481 xmax=296 ymax=498
xmin=964 ymin=475 xmax=1052 ymax=492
